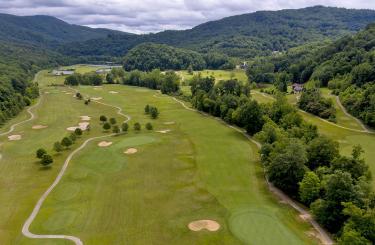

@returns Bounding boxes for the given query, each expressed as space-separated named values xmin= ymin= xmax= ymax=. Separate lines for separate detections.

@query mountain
xmin=0 ymin=13 xmax=125 ymax=47
xmin=59 ymin=6 xmax=375 ymax=59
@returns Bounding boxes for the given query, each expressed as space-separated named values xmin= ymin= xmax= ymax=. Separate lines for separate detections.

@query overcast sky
xmin=0 ymin=0 xmax=375 ymax=33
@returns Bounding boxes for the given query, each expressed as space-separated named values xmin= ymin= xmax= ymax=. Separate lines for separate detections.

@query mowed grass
xmin=25 ymin=79 xmax=314 ymax=244
xmin=252 ymin=90 xmax=375 ymax=188
xmin=178 ymin=69 xmax=248 ymax=84
xmin=0 ymin=71 xmax=120 ymax=244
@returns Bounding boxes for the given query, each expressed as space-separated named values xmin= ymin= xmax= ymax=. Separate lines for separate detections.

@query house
xmin=292 ymin=83 xmax=304 ymax=93
xmin=240 ymin=62 xmax=248 ymax=70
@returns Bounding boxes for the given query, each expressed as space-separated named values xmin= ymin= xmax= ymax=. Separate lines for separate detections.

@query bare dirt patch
xmin=98 ymin=141 xmax=112 ymax=147
xmin=188 ymin=220 xmax=220 ymax=232
xmin=91 ymin=97 xmax=102 ymax=101
xmin=109 ymin=91 xmax=119 ymax=94
xmin=8 ymin=135 xmax=22 ymax=141
xmin=67 ymin=122 xmax=90 ymax=132
xmin=80 ymin=116 xmax=91 ymax=121
xmin=124 ymin=148 xmax=137 ymax=154
xmin=156 ymin=129 xmax=171 ymax=134
xmin=32 ymin=125 xmax=48 ymax=130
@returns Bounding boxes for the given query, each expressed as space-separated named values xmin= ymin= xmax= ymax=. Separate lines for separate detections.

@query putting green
xmin=230 ymin=209 xmax=302 ymax=245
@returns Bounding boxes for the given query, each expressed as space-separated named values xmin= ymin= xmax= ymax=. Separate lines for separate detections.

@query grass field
xmin=0 ymin=67 xmax=319 ymax=244
xmin=178 ymin=69 xmax=248 ymax=84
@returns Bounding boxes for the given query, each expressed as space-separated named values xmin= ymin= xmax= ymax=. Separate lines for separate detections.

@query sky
xmin=0 ymin=0 xmax=375 ymax=33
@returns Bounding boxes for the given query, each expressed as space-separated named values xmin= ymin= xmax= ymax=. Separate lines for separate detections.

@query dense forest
xmin=58 ymin=6 xmax=375 ymax=59
xmin=123 ymin=43 xmax=235 ymax=71
xmin=248 ymin=23 xmax=375 ymax=127
xmin=0 ymin=41 xmax=71 ymax=125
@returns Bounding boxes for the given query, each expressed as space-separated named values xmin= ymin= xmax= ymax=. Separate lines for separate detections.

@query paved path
xmin=22 ymin=88 xmax=131 ymax=245
xmin=165 ymin=94 xmax=334 ymax=245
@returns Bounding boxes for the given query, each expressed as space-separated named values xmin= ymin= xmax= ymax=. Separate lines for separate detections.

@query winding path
xmin=0 ymin=94 xmax=43 ymax=137
xmin=164 ymin=94 xmax=334 ymax=245
xmin=22 ymin=90 xmax=131 ymax=245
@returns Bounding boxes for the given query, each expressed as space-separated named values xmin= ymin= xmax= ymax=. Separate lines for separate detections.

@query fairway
xmin=178 ymin=69 xmax=248 ymax=84
xmin=0 ymin=67 xmax=318 ymax=244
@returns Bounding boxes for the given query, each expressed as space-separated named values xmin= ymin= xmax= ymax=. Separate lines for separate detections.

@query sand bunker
xmin=32 ymin=125 xmax=48 ymax=129
xmin=8 ymin=135 xmax=22 ymax=141
xmin=65 ymin=92 xmax=72 ymax=95
xmin=156 ymin=129 xmax=171 ymax=134
xmin=44 ymin=92 xmax=50 ymax=94
xmin=98 ymin=141 xmax=112 ymax=147
xmin=188 ymin=220 xmax=220 ymax=232
xmin=80 ymin=116 xmax=91 ymax=121
xmin=109 ymin=91 xmax=119 ymax=94
xmin=163 ymin=121 xmax=175 ymax=125
xmin=67 ymin=122 xmax=90 ymax=132
xmin=91 ymin=97 xmax=102 ymax=101
xmin=124 ymin=148 xmax=138 ymax=154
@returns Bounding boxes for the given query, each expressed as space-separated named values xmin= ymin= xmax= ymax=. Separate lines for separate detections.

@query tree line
xmin=190 ymin=75 xmax=374 ymax=243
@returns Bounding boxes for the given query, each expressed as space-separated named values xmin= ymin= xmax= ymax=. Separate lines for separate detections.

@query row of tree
xmin=256 ymin=96 xmax=374 ymax=243
xmin=298 ymin=88 xmax=336 ymax=122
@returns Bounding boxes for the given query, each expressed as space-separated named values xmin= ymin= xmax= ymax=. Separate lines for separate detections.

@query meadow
xmin=0 ymin=67 xmax=318 ymax=244
xmin=178 ymin=69 xmax=248 ymax=84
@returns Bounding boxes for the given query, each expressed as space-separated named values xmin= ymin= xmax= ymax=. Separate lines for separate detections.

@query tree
xmin=53 ymin=141 xmax=63 ymax=153
xmin=112 ymin=125 xmax=120 ymax=134
xmin=150 ymin=107 xmax=159 ymax=119
xmin=75 ymin=92 xmax=83 ymax=100
xmin=109 ymin=118 xmax=117 ymax=125
xmin=103 ymin=122 xmax=111 ymax=131
xmin=232 ymin=100 xmax=264 ymax=135
xmin=106 ymin=73 xmax=114 ymax=84
xmin=61 ymin=137 xmax=73 ymax=148
xmin=36 ymin=148 xmax=47 ymax=159
xmin=69 ymin=133 xmax=77 ymax=142
xmin=100 ymin=115 xmax=107 ymax=123
xmin=267 ymin=139 xmax=307 ymax=195
xmin=306 ymin=136 xmax=339 ymax=169
xmin=41 ymin=154 xmax=53 ymax=166
xmin=74 ymin=128 xmax=83 ymax=136
xmin=146 ymin=122 xmax=153 ymax=130
xmin=134 ymin=122 xmax=141 ymax=131
xmin=121 ymin=122 xmax=129 ymax=132
xmin=299 ymin=171 xmax=321 ymax=205
xmin=144 ymin=104 xmax=150 ymax=114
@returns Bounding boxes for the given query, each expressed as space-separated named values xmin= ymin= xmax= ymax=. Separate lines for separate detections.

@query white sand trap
xmin=91 ymin=97 xmax=102 ymax=101
xmin=32 ymin=125 xmax=48 ymax=129
xmin=65 ymin=92 xmax=72 ymax=95
xmin=109 ymin=91 xmax=119 ymax=94
xmin=163 ymin=121 xmax=175 ymax=125
xmin=98 ymin=141 xmax=112 ymax=147
xmin=188 ymin=220 xmax=220 ymax=232
xmin=80 ymin=116 xmax=91 ymax=121
xmin=8 ymin=135 xmax=22 ymax=141
xmin=156 ymin=129 xmax=171 ymax=134
xmin=124 ymin=148 xmax=138 ymax=154
xmin=67 ymin=122 xmax=90 ymax=132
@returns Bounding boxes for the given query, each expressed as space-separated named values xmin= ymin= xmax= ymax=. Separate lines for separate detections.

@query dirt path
xmin=165 ymin=95 xmax=334 ymax=245
xmin=22 ymin=90 xmax=131 ymax=245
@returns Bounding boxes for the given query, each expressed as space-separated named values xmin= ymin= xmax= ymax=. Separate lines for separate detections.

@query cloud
xmin=0 ymin=0 xmax=375 ymax=33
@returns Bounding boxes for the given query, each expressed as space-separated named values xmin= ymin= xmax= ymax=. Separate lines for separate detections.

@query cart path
xmin=22 ymin=91 xmax=131 ymax=245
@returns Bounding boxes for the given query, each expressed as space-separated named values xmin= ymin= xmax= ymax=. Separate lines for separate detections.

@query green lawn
xmin=0 ymin=67 xmax=318 ymax=244
xmin=178 ymin=69 xmax=248 ymax=85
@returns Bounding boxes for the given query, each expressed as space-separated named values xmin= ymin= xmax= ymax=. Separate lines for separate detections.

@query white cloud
xmin=0 ymin=0 xmax=375 ymax=33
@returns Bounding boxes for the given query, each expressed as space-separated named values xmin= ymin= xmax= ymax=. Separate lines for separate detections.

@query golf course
xmin=0 ymin=66 xmax=323 ymax=244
